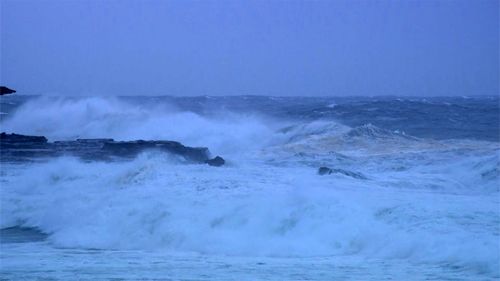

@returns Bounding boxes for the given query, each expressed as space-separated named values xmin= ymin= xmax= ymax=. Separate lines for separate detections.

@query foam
xmin=1 ymin=151 xmax=498 ymax=275
xmin=1 ymin=96 xmax=499 ymax=277
xmin=0 ymin=96 xmax=278 ymax=156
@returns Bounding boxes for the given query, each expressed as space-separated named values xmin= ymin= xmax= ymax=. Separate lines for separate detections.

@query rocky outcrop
xmin=0 ymin=132 xmax=47 ymax=144
xmin=102 ymin=140 xmax=211 ymax=162
xmin=0 ymin=133 xmax=53 ymax=159
xmin=318 ymin=167 xmax=332 ymax=175
xmin=0 ymin=132 xmax=225 ymax=166
xmin=205 ymin=156 xmax=225 ymax=167
xmin=317 ymin=166 xmax=367 ymax=179
xmin=0 ymin=86 xmax=16 ymax=95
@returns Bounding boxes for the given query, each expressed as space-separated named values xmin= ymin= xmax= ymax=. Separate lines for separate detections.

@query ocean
xmin=0 ymin=95 xmax=499 ymax=280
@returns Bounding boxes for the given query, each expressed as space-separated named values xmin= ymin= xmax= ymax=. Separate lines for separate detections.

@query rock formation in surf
xmin=318 ymin=167 xmax=332 ymax=175
xmin=0 ymin=132 xmax=47 ymax=144
xmin=205 ymin=156 xmax=225 ymax=167
xmin=0 ymin=86 xmax=16 ymax=95
xmin=317 ymin=166 xmax=367 ymax=179
xmin=0 ymin=132 xmax=225 ymax=166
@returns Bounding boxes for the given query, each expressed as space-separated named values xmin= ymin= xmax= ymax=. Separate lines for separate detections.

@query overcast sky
xmin=1 ymin=0 xmax=498 ymax=96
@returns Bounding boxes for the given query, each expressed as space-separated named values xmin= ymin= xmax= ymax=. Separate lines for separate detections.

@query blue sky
xmin=1 ymin=0 xmax=498 ymax=96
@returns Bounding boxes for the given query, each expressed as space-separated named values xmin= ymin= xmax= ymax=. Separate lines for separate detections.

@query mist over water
xmin=0 ymin=95 xmax=499 ymax=280
xmin=2 ymin=95 xmax=499 ymax=141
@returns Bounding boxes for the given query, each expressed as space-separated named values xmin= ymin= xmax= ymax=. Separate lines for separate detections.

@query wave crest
xmin=0 ymin=96 xmax=277 ymax=156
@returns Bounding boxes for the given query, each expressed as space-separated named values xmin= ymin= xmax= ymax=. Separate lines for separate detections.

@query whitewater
xmin=0 ymin=95 xmax=498 ymax=280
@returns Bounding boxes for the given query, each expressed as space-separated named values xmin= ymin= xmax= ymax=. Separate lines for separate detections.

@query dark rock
xmin=0 ymin=132 xmax=47 ymax=143
xmin=53 ymin=138 xmax=115 ymax=160
xmin=331 ymin=168 xmax=367 ymax=180
xmin=205 ymin=156 xmax=225 ymax=167
xmin=318 ymin=166 xmax=332 ymax=175
xmin=318 ymin=166 xmax=367 ymax=179
xmin=0 ymin=132 xmax=223 ymax=165
xmin=102 ymin=140 xmax=210 ymax=163
xmin=0 ymin=86 xmax=16 ymax=96
xmin=0 ymin=133 xmax=53 ymax=160
xmin=0 ymin=132 xmax=48 ymax=150
xmin=76 ymin=138 xmax=115 ymax=143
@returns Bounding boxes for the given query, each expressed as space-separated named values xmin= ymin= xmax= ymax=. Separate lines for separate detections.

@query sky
xmin=0 ymin=0 xmax=498 ymax=96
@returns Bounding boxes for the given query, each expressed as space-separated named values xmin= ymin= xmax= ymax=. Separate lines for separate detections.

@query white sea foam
xmin=1 ymin=148 xmax=499 ymax=275
xmin=0 ymin=96 xmax=499 ymax=278
xmin=0 ymin=96 xmax=279 ymax=156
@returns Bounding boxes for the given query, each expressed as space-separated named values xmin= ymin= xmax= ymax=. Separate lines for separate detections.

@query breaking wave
xmin=1 ymin=155 xmax=499 ymax=274
xmin=1 ymin=96 xmax=499 ymax=277
xmin=0 ymin=96 xmax=278 ymax=156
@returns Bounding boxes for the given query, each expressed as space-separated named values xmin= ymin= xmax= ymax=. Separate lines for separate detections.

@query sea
xmin=0 ymin=95 xmax=499 ymax=280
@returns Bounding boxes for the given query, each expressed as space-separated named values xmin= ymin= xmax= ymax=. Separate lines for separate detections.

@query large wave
xmin=0 ymin=96 xmax=279 ymax=156
xmin=1 ymin=96 xmax=499 ymax=277
xmin=3 ymin=96 xmax=498 ymax=156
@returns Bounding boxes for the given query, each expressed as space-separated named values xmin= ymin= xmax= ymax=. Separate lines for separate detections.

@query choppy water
xmin=0 ymin=95 xmax=499 ymax=280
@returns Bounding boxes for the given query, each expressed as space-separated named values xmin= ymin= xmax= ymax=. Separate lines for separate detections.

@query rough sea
xmin=0 ymin=95 xmax=499 ymax=280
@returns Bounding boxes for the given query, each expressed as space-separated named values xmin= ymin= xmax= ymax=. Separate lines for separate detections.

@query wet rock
xmin=0 ymin=132 xmax=47 ymax=143
xmin=0 ymin=133 xmax=52 ymax=160
xmin=1 ymin=132 xmax=224 ymax=166
xmin=318 ymin=166 xmax=332 ymax=175
xmin=53 ymin=138 xmax=116 ymax=160
xmin=318 ymin=166 xmax=367 ymax=179
xmin=102 ymin=140 xmax=210 ymax=163
xmin=0 ymin=86 xmax=16 ymax=95
xmin=76 ymin=138 xmax=115 ymax=143
xmin=0 ymin=132 xmax=48 ymax=150
xmin=205 ymin=156 xmax=225 ymax=167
